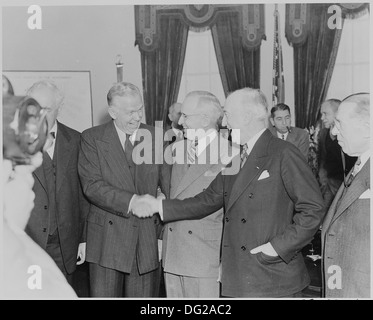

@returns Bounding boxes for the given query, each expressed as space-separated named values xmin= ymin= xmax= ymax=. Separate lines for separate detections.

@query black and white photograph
xmin=1 ymin=0 xmax=371 ymax=304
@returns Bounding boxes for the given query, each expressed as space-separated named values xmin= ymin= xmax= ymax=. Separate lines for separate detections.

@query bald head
xmin=168 ymin=102 xmax=182 ymax=128
xmin=320 ymin=99 xmax=341 ymax=129
xmin=332 ymin=93 xmax=369 ymax=156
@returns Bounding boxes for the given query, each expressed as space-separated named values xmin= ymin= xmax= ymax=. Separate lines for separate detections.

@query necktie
xmin=124 ymin=134 xmax=134 ymax=161
xmin=240 ymin=143 xmax=249 ymax=168
xmin=45 ymin=131 xmax=55 ymax=159
xmin=187 ymin=138 xmax=198 ymax=165
xmin=344 ymin=157 xmax=361 ymax=188
xmin=281 ymin=134 xmax=285 ymax=140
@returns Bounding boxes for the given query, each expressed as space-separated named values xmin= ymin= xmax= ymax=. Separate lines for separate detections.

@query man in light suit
xmin=78 ymin=82 xmax=170 ymax=297
xmin=162 ymin=91 xmax=238 ymax=297
xmin=25 ymin=81 xmax=90 ymax=285
xmin=322 ymin=93 xmax=370 ymax=298
xmin=134 ymin=88 xmax=325 ymax=298
xmin=269 ymin=103 xmax=309 ymax=160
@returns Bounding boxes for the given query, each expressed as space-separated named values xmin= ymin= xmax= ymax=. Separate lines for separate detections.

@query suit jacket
xmin=162 ymin=135 xmax=237 ymax=278
xmin=78 ymin=121 xmax=170 ymax=274
xmin=322 ymin=159 xmax=370 ymax=298
xmin=26 ymin=122 xmax=90 ymax=275
xmin=269 ymin=126 xmax=309 ymax=160
xmin=163 ymin=129 xmax=325 ymax=297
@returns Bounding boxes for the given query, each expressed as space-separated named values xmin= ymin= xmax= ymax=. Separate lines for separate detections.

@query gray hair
xmin=185 ymin=91 xmax=223 ymax=126
xmin=228 ymin=88 xmax=269 ymax=125
xmin=322 ymin=98 xmax=341 ymax=112
xmin=107 ymin=82 xmax=142 ymax=106
xmin=342 ymin=93 xmax=370 ymax=121
xmin=27 ymin=80 xmax=64 ymax=107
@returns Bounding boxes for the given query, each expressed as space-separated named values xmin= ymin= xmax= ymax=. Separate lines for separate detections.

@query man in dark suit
xmin=322 ymin=93 xmax=370 ymax=298
xmin=164 ymin=102 xmax=183 ymax=144
xmin=318 ymin=99 xmax=357 ymax=209
xmin=133 ymin=88 xmax=325 ymax=298
xmin=78 ymin=82 xmax=170 ymax=297
xmin=25 ymin=81 xmax=90 ymax=285
xmin=269 ymin=103 xmax=309 ymax=160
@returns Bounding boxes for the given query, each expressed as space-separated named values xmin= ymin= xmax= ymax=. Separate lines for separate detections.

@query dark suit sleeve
xmin=298 ymin=130 xmax=310 ymax=160
xmin=78 ymin=132 xmax=133 ymax=218
xmin=163 ymin=172 xmax=225 ymax=223
xmin=270 ymin=146 xmax=326 ymax=263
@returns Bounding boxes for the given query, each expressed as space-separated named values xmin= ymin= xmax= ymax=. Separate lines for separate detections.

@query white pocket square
xmin=258 ymin=170 xmax=270 ymax=180
xmin=359 ymin=189 xmax=371 ymax=199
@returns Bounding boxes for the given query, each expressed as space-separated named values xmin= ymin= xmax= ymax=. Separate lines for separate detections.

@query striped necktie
xmin=240 ymin=143 xmax=249 ymax=168
xmin=187 ymin=138 xmax=198 ymax=166
xmin=344 ymin=157 xmax=361 ymax=188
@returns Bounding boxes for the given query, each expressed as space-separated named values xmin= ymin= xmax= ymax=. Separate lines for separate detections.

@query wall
xmin=2 ymin=5 xmax=142 ymax=126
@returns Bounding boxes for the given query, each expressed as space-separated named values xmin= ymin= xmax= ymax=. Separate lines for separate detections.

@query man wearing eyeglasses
xmin=78 ymin=82 xmax=170 ymax=297
xmin=322 ymin=93 xmax=370 ymax=298
xmin=25 ymin=80 xmax=90 ymax=288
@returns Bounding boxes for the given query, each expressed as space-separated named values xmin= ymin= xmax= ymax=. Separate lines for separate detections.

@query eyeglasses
xmin=181 ymin=112 xmax=202 ymax=120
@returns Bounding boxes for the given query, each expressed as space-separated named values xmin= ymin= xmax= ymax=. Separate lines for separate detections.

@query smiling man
xmin=78 ymin=82 xmax=170 ymax=297
xmin=133 ymin=87 xmax=325 ymax=298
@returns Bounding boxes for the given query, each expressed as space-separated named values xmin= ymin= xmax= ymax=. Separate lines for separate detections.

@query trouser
xmin=164 ymin=272 xmax=220 ymax=298
xmin=45 ymin=230 xmax=73 ymax=285
xmin=89 ymin=255 xmax=160 ymax=298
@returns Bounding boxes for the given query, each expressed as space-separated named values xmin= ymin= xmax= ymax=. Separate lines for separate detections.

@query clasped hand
xmin=131 ymin=194 xmax=162 ymax=218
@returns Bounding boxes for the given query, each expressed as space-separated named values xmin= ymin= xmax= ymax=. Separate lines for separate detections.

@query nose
xmin=222 ymin=114 xmax=227 ymax=127
xmin=331 ymin=125 xmax=338 ymax=136
xmin=178 ymin=114 xmax=185 ymax=126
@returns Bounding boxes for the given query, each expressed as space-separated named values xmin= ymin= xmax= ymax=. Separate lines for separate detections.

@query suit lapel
xmin=98 ymin=121 xmax=136 ymax=193
xmin=226 ymin=130 xmax=272 ymax=212
xmin=330 ymin=159 xmax=370 ymax=225
xmin=55 ymin=123 xmax=74 ymax=193
xmin=33 ymin=162 xmax=47 ymax=192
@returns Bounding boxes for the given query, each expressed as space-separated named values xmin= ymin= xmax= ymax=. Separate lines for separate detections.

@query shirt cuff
xmin=158 ymin=199 xmax=164 ymax=220
xmin=128 ymin=194 xmax=136 ymax=214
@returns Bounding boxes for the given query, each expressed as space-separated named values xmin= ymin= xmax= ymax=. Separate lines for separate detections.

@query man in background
xmin=318 ymin=99 xmax=357 ymax=209
xmin=269 ymin=103 xmax=309 ymax=160
xmin=165 ymin=102 xmax=184 ymax=144
xmin=162 ymin=91 xmax=237 ymax=297
xmin=322 ymin=93 xmax=370 ymax=298
xmin=25 ymin=81 xmax=89 ymax=286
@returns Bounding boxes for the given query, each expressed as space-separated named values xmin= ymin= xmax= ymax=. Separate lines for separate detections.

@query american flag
xmin=272 ymin=5 xmax=285 ymax=106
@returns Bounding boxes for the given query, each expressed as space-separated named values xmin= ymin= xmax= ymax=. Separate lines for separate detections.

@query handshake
xmin=130 ymin=193 xmax=164 ymax=218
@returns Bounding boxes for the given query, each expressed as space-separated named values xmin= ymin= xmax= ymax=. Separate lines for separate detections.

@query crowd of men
xmin=2 ymin=75 xmax=370 ymax=299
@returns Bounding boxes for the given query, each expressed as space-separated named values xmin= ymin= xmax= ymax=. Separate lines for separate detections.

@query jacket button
xmin=224 ymin=192 xmax=228 ymax=197
xmin=249 ymin=193 xmax=254 ymax=198
xmin=241 ymin=218 xmax=246 ymax=223
xmin=169 ymin=227 xmax=173 ymax=232
xmin=225 ymin=217 xmax=229 ymax=222
xmin=154 ymin=219 xmax=158 ymax=224
xmin=44 ymin=205 xmax=48 ymax=210
xmin=109 ymin=221 xmax=113 ymax=225
xmin=241 ymin=246 xmax=246 ymax=251
xmin=43 ymin=228 xmax=47 ymax=232
xmin=188 ymin=230 xmax=192 ymax=234
xmin=328 ymin=233 xmax=335 ymax=237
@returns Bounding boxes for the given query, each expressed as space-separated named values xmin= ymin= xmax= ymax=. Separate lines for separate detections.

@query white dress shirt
xmin=276 ymin=131 xmax=288 ymax=141
xmin=45 ymin=122 xmax=58 ymax=159
xmin=113 ymin=121 xmax=137 ymax=150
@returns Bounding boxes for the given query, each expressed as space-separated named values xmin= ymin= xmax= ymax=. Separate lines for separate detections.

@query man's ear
xmin=168 ymin=113 xmax=172 ymax=122
xmin=108 ymin=107 xmax=117 ymax=119
xmin=269 ymin=117 xmax=275 ymax=127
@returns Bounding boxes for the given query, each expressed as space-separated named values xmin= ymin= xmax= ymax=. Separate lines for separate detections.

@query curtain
xmin=292 ymin=4 xmax=343 ymax=129
xmin=140 ymin=17 xmax=188 ymax=127
xmin=211 ymin=12 xmax=260 ymax=96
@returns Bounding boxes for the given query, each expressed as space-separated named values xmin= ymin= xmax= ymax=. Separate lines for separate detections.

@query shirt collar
xmin=195 ymin=129 xmax=218 ymax=157
xmin=244 ymin=128 xmax=266 ymax=155
xmin=276 ymin=130 xmax=288 ymax=140
xmin=49 ymin=121 xmax=58 ymax=139
xmin=113 ymin=121 xmax=137 ymax=146
xmin=357 ymin=149 xmax=370 ymax=170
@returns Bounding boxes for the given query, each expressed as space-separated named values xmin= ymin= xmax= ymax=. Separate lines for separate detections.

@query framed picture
xmin=3 ymin=70 xmax=93 ymax=132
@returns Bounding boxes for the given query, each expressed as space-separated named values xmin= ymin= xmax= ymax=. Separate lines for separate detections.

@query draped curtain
xmin=288 ymin=4 xmax=343 ymax=129
xmin=211 ymin=11 xmax=261 ymax=95
xmin=139 ymin=17 xmax=188 ymax=127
